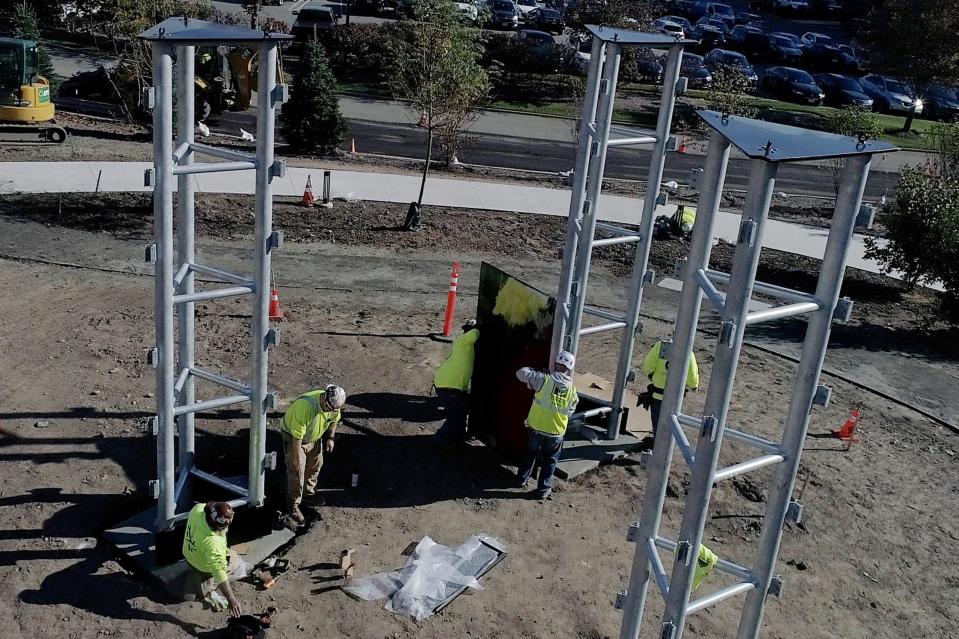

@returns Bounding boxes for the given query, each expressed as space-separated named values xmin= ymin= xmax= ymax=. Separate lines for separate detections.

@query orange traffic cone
xmin=302 ymin=175 xmax=314 ymax=207
xmin=833 ymin=408 xmax=862 ymax=445
xmin=269 ymin=289 xmax=285 ymax=320
xmin=677 ymin=136 xmax=688 ymax=154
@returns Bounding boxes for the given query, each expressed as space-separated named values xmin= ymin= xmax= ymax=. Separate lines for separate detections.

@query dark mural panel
xmin=469 ymin=262 xmax=556 ymax=460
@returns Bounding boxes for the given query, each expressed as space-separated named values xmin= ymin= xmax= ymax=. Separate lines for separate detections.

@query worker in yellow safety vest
xmin=181 ymin=501 xmax=242 ymax=616
xmin=671 ymin=204 xmax=697 ymax=238
xmin=280 ymin=384 xmax=347 ymax=524
xmin=640 ymin=339 xmax=699 ymax=436
xmin=515 ymin=350 xmax=579 ymax=500
xmin=433 ymin=319 xmax=480 ymax=451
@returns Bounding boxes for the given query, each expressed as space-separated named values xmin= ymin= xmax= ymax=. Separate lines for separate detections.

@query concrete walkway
xmin=0 ymin=160 xmax=914 ymax=286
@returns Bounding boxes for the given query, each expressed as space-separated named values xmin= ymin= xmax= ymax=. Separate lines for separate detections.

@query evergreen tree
xmin=13 ymin=1 xmax=57 ymax=93
xmin=282 ymin=39 xmax=346 ymax=156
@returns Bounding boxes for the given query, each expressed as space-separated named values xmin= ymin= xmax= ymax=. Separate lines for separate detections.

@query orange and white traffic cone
xmin=301 ymin=175 xmax=314 ymax=207
xmin=833 ymin=408 xmax=862 ymax=447
xmin=677 ymin=136 xmax=688 ymax=154
xmin=269 ymin=289 xmax=285 ymax=320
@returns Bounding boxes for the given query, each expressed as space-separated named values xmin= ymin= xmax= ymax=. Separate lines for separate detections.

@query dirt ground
xmin=0 ymin=189 xmax=956 ymax=638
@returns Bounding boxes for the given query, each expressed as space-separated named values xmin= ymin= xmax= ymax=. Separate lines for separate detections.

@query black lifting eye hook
xmin=762 ymin=139 xmax=774 ymax=158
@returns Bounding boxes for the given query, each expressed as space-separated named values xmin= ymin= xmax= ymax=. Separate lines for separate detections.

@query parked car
xmin=690 ymin=22 xmax=726 ymax=52
xmin=761 ymin=66 xmax=824 ymax=104
xmin=799 ymin=31 xmax=832 ymax=47
xmin=488 ymin=0 xmax=519 ymax=29
xmin=922 ymin=84 xmax=959 ymax=121
xmin=660 ymin=14 xmax=694 ymax=34
xmin=765 ymin=34 xmax=803 ymax=64
xmin=704 ymin=48 xmax=758 ymax=86
xmin=704 ymin=2 xmax=736 ymax=28
xmin=653 ymin=18 xmax=686 ymax=39
xmin=291 ymin=3 xmax=337 ymax=40
xmin=529 ymin=6 xmax=565 ymax=33
xmin=860 ymin=75 xmax=923 ymax=114
xmin=694 ymin=16 xmax=729 ymax=34
xmin=727 ymin=24 xmax=767 ymax=57
xmin=772 ymin=0 xmax=808 ymax=13
xmin=679 ymin=52 xmax=713 ymax=88
xmin=735 ymin=10 xmax=762 ymax=25
xmin=814 ymin=73 xmax=874 ymax=108
xmin=514 ymin=0 xmax=539 ymax=23
xmin=836 ymin=45 xmax=865 ymax=73
xmin=809 ymin=0 xmax=841 ymax=17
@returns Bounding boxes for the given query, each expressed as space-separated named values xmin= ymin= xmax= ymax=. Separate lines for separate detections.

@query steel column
xmin=567 ymin=43 xmax=622 ymax=357
xmin=736 ymin=154 xmax=872 ymax=639
xmin=176 ymin=44 xmax=196 ymax=483
xmin=660 ymin=159 xmax=778 ymax=639
xmin=550 ymin=36 xmax=605 ymax=362
xmin=608 ymin=43 xmax=684 ymax=439
xmin=153 ymin=42 xmax=176 ymax=531
xmin=247 ymin=42 xmax=278 ymax=508
xmin=618 ymin=130 xmax=732 ymax=639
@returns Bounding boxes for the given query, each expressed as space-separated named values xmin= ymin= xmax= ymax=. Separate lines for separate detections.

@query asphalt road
xmin=219 ymin=110 xmax=899 ymax=199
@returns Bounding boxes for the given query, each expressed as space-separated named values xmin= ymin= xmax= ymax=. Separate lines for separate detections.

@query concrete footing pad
xmin=555 ymin=424 xmax=648 ymax=480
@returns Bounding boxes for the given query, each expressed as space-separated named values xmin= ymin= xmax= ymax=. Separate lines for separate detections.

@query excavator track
xmin=0 ymin=121 xmax=68 ymax=144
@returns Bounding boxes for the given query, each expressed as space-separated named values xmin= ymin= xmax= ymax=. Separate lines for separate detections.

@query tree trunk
xmin=902 ymin=104 xmax=916 ymax=133
xmin=418 ymin=121 xmax=433 ymax=207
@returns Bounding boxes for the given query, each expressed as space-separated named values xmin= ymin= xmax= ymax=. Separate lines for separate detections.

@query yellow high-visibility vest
xmin=433 ymin=328 xmax=480 ymax=391
xmin=526 ymin=376 xmax=578 ymax=436
xmin=641 ymin=341 xmax=699 ymax=400
xmin=182 ymin=503 xmax=229 ymax=584
xmin=282 ymin=390 xmax=341 ymax=443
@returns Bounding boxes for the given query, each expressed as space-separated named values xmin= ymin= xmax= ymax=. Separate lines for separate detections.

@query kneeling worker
xmin=432 ymin=319 xmax=480 ymax=450
xmin=671 ymin=204 xmax=696 ymax=239
xmin=281 ymin=384 xmax=347 ymax=523
xmin=515 ymin=350 xmax=579 ymax=500
xmin=182 ymin=501 xmax=242 ymax=616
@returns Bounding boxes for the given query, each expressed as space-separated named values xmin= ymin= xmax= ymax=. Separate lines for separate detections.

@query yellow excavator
xmin=0 ymin=37 xmax=67 ymax=143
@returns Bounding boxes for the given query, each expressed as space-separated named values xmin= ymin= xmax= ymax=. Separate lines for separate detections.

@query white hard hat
xmin=555 ymin=350 xmax=575 ymax=370
xmin=324 ymin=384 xmax=347 ymax=409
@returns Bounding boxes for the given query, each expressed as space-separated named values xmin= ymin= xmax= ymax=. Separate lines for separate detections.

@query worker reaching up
xmin=515 ymin=350 xmax=579 ymax=500
xmin=281 ymin=384 xmax=347 ymax=524
xmin=639 ymin=339 xmax=699 ymax=436
xmin=432 ymin=319 xmax=480 ymax=451
xmin=181 ymin=501 xmax=242 ymax=616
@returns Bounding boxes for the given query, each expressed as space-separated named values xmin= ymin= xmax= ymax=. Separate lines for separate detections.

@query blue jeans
xmin=433 ymin=388 xmax=468 ymax=445
xmin=650 ymin=399 xmax=662 ymax=437
xmin=517 ymin=428 xmax=564 ymax=495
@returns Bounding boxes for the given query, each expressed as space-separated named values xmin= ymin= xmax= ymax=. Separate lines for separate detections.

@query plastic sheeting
xmin=343 ymin=534 xmax=506 ymax=621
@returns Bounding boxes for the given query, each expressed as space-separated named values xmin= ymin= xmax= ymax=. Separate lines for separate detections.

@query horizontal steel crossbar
xmin=190 ymin=142 xmax=257 ymax=163
xmin=706 ymin=269 xmax=817 ymax=305
xmin=713 ymin=453 xmax=785 ymax=482
xmin=579 ymin=321 xmax=627 ymax=336
xmin=676 ymin=413 xmax=784 ymax=455
xmin=188 ymin=263 xmax=255 ymax=287
xmin=745 ymin=301 xmax=821 ymax=325
xmin=594 ymin=235 xmax=643 ymax=247
xmin=173 ymin=393 xmax=250 ymax=416
xmin=190 ymin=467 xmax=250 ymax=497
xmin=189 ymin=366 xmax=251 ymax=394
xmin=173 ymin=285 xmax=254 ymax=304
xmin=596 ymin=221 xmax=641 ymax=237
xmin=607 ymin=135 xmax=658 ymax=147
xmin=172 ymin=161 xmax=256 ymax=175
xmin=687 ymin=581 xmax=756 ymax=614
xmin=584 ymin=305 xmax=628 ymax=323
xmin=654 ymin=537 xmax=754 ymax=582
xmin=572 ymin=406 xmax=613 ymax=421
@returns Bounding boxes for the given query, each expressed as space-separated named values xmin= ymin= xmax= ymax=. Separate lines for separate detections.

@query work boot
xmin=289 ymin=505 xmax=305 ymax=524
xmin=534 ymin=488 xmax=552 ymax=501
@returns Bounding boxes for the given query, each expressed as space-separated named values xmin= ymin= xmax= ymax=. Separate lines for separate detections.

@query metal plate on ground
xmin=431 ymin=537 xmax=508 ymax=615
xmin=556 ymin=424 xmax=646 ymax=480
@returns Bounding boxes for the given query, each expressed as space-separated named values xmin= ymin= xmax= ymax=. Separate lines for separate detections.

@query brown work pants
xmin=283 ymin=432 xmax=323 ymax=510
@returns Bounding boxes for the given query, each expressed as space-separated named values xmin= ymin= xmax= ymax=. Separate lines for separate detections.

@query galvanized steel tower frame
xmin=139 ymin=18 xmax=291 ymax=532
xmin=616 ymin=112 xmax=896 ymax=638
xmin=552 ymin=25 xmax=689 ymax=440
